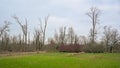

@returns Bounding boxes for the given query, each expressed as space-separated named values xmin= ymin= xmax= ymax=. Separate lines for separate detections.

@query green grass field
xmin=0 ymin=53 xmax=120 ymax=68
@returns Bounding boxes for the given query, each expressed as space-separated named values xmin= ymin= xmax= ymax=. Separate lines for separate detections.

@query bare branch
xmin=13 ymin=15 xmax=23 ymax=27
xmin=13 ymin=16 xmax=28 ymax=44
xmin=39 ymin=18 xmax=43 ymax=33
xmin=0 ymin=21 xmax=10 ymax=38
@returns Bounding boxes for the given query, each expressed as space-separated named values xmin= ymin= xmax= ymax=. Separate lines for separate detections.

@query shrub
xmin=58 ymin=44 xmax=83 ymax=52
xmin=83 ymin=43 xmax=105 ymax=53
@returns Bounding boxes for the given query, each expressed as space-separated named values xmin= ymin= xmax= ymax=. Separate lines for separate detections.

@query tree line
xmin=0 ymin=7 xmax=120 ymax=53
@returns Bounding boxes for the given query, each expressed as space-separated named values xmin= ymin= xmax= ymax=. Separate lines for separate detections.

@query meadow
xmin=0 ymin=52 xmax=120 ymax=68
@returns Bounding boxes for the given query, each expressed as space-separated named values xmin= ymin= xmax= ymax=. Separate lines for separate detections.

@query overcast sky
xmin=0 ymin=0 xmax=120 ymax=40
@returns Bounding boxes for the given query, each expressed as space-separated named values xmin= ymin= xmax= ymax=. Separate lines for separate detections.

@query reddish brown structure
xmin=58 ymin=44 xmax=83 ymax=52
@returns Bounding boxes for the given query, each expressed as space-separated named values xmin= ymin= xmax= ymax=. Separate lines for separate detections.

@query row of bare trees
xmin=0 ymin=7 xmax=120 ymax=53
xmin=0 ymin=15 xmax=49 ymax=52
xmin=49 ymin=27 xmax=79 ymax=45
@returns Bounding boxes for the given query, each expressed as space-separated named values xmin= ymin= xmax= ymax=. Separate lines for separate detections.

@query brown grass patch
xmin=0 ymin=51 xmax=46 ymax=57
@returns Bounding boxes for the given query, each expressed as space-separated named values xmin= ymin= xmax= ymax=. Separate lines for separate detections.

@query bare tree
xmin=0 ymin=21 xmax=10 ymax=51
xmin=39 ymin=15 xmax=49 ymax=47
xmin=86 ymin=7 xmax=100 ymax=43
xmin=54 ymin=30 xmax=59 ymax=44
xmin=13 ymin=16 xmax=28 ymax=45
xmin=67 ymin=27 xmax=75 ymax=44
xmin=0 ymin=21 xmax=10 ymax=38
xmin=10 ymin=35 xmax=18 ymax=51
xmin=102 ymin=26 xmax=111 ymax=52
xmin=33 ymin=29 xmax=42 ymax=50
xmin=102 ymin=26 xmax=119 ymax=52
xmin=18 ymin=34 xmax=22 ymax=45
xmin=59 ymin=27 xmax=67 ymax=45
xmin=79 ymin=36 xmax=88 ymax=45
xmin=1 ymin=31 xmax=10 ymax=51
xmin=74 ymin=34 xmax=79 ymax=44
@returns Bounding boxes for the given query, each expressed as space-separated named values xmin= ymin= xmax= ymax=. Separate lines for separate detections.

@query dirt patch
xmin=67 ymin=52 xmax=85 ymax=57
xmin=0 ymin=51 xmax=46 ymax=57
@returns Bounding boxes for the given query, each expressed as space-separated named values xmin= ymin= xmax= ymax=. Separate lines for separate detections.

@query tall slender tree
xmin=39 ymin=15 xmax=49 ymax=47
xmin=13 ymin=16 xmax=28 ymax=45
xmin=86 ymin=7 xmax=100 ymax=43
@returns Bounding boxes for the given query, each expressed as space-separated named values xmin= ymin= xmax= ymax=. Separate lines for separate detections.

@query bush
xmin=112 ymin=45 xmax=120 ymax=53
xmin=83 ymin=43 xmax=105 ymax=53
xmin=58 ymin=44 xmax=83 ymax=52
xmin=41 ymin=44 xmax=59 ymax=52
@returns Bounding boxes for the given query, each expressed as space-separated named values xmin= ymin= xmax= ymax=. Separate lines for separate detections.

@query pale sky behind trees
xmin=0 ymin=0 xmax=120 ymax=40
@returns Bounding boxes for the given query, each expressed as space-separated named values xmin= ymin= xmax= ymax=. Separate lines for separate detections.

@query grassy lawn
xmin=0 ymin=53 xmax=120 ymax=68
